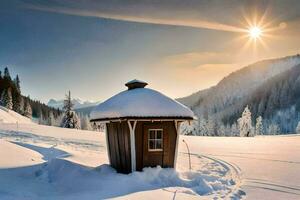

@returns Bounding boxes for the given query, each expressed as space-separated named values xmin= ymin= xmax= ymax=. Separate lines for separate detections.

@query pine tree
xmin=19 ymin=97 xmax=24 ymax=114
xmin=255 ymin=116 xmax=264 ymax=135
xmin=48 ymin=111 xmax=55 ymax=126
xmin=218 ymin=124 xmax=226 ymax=136
xmin=81 ymin=115 xmax=92 ymax=130
xmin=207 ymin=116 xmax=216 ymax=136
xmin=38 ymin=112 xmax=45 ymax=125
xmin=267 ymin=123 xmax=280 ymax=135
xmin=225 ymin=124 xmax=232 ymax=136
xmin=231 ymin=123 xmax=239 ymax=136
xmin=24 ymin=100 xmax=32 ymax=118
xmin=14 ymin=75 xmax=21 ymax=92
xmin=295 ymin=121 xmax=300 ymax=134
xmin=198 ymin=118 xmax=208 ymax=136
xmin=238 ymin=105 xmax=253 ymax=137
xmin=1 ymin=88 xmax=13 ymax=110
xmin=7 ymin=88 xmax=13 ymax=110
xmin=3 ymin=67 xmax=11 ymax=80
xmin=61 ymin=91 xmax=81 ymax=129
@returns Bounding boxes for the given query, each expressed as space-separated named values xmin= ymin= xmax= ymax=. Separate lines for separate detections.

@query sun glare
xmin=249 ymin=26 xmax=262 ymax=39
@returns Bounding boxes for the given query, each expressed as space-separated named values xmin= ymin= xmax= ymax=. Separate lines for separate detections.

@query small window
xmin=148 ymin=129 xmax=163 ymax=151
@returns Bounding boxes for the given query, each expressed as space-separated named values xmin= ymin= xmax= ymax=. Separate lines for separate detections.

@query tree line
xmin=182 ymin=105 xmax=300 ymax=136
xmin=0 ymin=67 xmax=61 ymax=121
xmin=0 ymin=67 xmax=95 ymax=131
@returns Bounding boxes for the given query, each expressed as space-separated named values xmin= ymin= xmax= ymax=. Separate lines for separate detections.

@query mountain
xmin=47 ymin=98 xmax=99 ymax=110
xmin=178 ymin=54 xmax=300 ymax=134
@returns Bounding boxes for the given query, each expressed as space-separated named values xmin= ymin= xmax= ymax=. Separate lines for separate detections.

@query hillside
xmin=178 ymin=54 xmax=300 ymax=134
xmin=0 ymin=106 xmax=33 ymax=124
xmin=222 ymin=64 xmax=300 ymax=132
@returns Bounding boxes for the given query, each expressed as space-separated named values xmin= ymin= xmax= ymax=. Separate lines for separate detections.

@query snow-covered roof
xmin=90 ymin=80 xmax=194 ymax=121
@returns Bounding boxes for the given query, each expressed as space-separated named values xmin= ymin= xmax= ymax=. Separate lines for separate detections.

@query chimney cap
xmin=125 ymin=79 xmax=148 ymax=90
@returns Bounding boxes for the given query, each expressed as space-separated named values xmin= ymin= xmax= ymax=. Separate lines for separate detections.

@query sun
xmin=248 ymin=26 xmax=262 ymax=39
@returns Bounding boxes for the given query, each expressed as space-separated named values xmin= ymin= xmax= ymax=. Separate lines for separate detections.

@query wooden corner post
xmin=128 ymin=120 xmax=137 ymax=172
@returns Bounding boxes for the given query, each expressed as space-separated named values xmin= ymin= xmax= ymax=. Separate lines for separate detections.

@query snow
xmin=0 ymin=106 xmax=33 ymax=124
xmin=0 ymin=121 xmax=299 ymax=199
xmin=90 ymin=88 xmax=194 ymax=120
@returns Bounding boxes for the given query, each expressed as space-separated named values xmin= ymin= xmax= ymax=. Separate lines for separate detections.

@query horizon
xmin=1 ymin=0 xmax=300 ymax=103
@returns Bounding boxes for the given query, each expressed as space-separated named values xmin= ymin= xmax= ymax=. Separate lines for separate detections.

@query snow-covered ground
xmin=0 ymin=106 xmax=33 ymax=124
xmin=0 ymin=121 xmax=299 ymax=199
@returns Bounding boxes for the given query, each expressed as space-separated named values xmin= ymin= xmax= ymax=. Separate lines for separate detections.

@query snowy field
xmin=0 ymin=121 xmax=299 ymax=199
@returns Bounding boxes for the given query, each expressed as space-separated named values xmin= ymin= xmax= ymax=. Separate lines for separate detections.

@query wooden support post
xmin=128 ymin=120 xmax=137 ymax=172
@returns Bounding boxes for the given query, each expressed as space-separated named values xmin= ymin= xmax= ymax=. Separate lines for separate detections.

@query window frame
xmin=148 ymin=129 xmax=163 ymax=152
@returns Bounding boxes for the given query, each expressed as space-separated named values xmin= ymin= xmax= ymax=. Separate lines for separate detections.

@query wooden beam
xmin=104 ymin=124 xmax=111 ymax=164
xmin=173 ymin=120 xmax=181 ymax=169
xmin=127 ymin=120 xmax=137 ymax=172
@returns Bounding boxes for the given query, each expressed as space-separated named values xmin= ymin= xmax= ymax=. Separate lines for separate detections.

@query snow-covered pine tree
xmin=24 ymin=100 xmax=32 ymax=118
xmin=81 ymin=115 xmax=92 ymax=131
xmin=218 ymin=124 xmax=226 ymax=136
xmin=198 ymin=118 xmax=208 ymax=136
xmin=237 ymin=105 xmax=253 ymax=137
xmin=206 ymin=116 xmax=216 ymax=136
xmin=225 ymin=124 xmax=232 ymax=136
xmin=48 ymin=111 xmax=55 ymax=126
xmin=296 ymin=121 xmax=300 ymax=134
xmin=61 ymin=91 xmax=81 ymax=129
xmin=7 ymin=88 xmax=13 ymax=110
xmin=19 ymin=96 xmax=24 ymax=114
xmin=1 ymin=88 xmax=13 ymax=110
xmin=180 ymin=121 xmax=197 ymax=135
xmin=255 ymin=116 xmax=264 ymax=135
xmin=267 ymin=123 xmax=280 ymax=135
xmin=54 ymin=114 xmax=63 ymax=127
xmin=231 ymin=123 xmax=239 ymax=136
xmin=13 ymin=75 xmax=22 ymax=113
xmin=38 ymin=112 xmax=45 ymax=125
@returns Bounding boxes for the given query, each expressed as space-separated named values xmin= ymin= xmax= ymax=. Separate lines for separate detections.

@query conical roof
xmin=90 ymin=80 xmax=194 ymax=121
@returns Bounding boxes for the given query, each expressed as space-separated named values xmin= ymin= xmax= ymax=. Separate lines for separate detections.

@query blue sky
xmin=1 ymin=0 xmax=300 ymax=103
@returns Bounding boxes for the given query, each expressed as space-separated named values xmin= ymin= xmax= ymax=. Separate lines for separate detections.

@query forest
xmin=0 ymin=67 xmax=61 ymax=124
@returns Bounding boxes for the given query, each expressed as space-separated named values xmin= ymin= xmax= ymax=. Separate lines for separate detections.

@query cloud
xmin=26 ymin=4 xmax=244 ymax=33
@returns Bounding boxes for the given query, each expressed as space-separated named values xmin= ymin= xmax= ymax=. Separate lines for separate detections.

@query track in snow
xmin=178 ymin=152 xmax=246 ymax=199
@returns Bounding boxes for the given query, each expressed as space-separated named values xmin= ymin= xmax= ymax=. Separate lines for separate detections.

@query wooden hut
xmin=90 ymin=80 xmax=194 ymax=173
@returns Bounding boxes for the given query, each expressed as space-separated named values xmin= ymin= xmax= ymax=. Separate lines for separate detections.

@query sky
xmin=1 ymin=0 xmax=300 ymax=103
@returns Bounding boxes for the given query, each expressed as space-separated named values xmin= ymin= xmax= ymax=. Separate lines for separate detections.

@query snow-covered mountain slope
xmin=177 ymin=55 xmax=300 ymax=133
xmin=0 ymin=106 xmax=33 ymax=124
xmin=0 ymin=123 xmax=299 ymax=199
xmin=47 ymin=98 xmax=100 ymax=109
xmin=178 ymin=55 xmax=300 ymax=109
xmin=221 ymin=63 xmax=300 ymax=132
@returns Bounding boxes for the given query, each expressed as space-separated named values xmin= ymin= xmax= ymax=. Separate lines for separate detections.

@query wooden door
xmin=142 ymin=123 xmax=168 ymax=168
